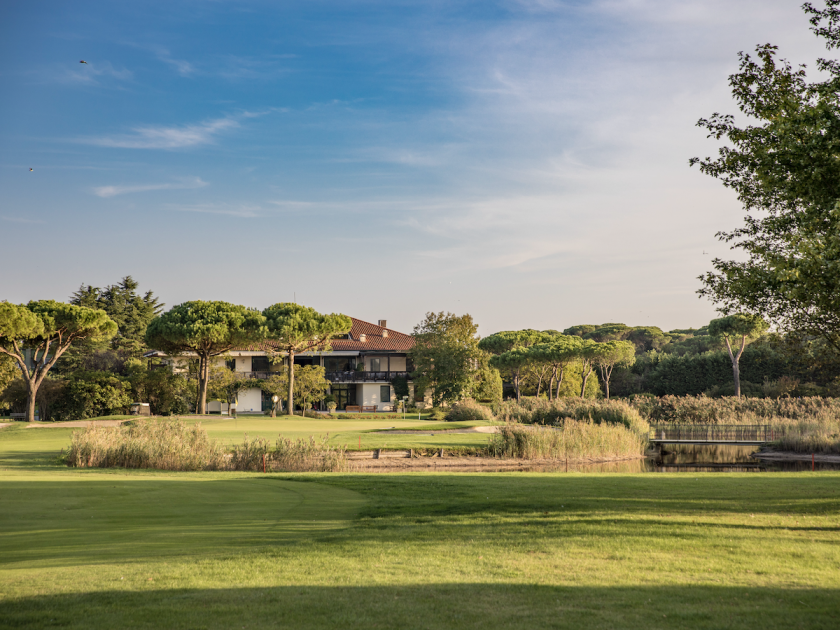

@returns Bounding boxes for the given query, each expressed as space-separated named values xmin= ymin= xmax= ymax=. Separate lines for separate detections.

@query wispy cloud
xmin=80 ymin=110 xmax=277 ymax=149
xmin=92 ymin=176 xmax=208 ymax=198
xmin=152 ymin=46 xmax=196 ymax=76
xmin=83 ymin=116 xmax=240 ymax=149
xmin=172 ymin=203 xmax=262 ymax=218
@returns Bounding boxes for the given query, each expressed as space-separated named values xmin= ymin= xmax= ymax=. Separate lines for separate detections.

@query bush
xmin=54 ymin=371 xmax=132 ymax=421
xmin=427 ymin=407 xmax=447 ymax=421
xmin=444 ymin=399 xmax=494 ymax=423
xmin=64 ymin=419 xmax=225 ymax=470
xmin=487 ymin=421 xmax=646 ymax=460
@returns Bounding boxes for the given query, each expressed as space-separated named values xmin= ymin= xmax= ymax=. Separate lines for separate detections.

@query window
xmin=325 ymin=357 xmax=354 ymax=372
xmin=380 ymin=385 xmax=391 ymax=403
xmin=251 ymin=356 xmax=270 ymax=372
xmin=370 ymin=358 xmax=381 ymax=372
xmin=225 ymin=359 xmax=236 ymax=371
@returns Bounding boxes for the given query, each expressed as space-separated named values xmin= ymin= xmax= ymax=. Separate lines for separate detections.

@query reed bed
xmin=64 ymin=418 xmax=226 ymax=471
xmin=627 ymin=395 xmax=840 ymax=453
xmin=272 ymin=435 xmax=348 ymax=472
xmin=629 ymin=394 xmax=840 ymax=424
xmin=487 ymin=420 xmax=647 ymax=460
xmin=495 ymin=398 xmax=649 ymax=437
xmin=65 ymin=419 xmax=349 ymax=471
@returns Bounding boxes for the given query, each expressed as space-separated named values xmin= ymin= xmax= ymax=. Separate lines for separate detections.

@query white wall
xmin=357 ymin=383 xmax=395 ymax=411
xmin=234 ymin=387 xmax=262 ymax=413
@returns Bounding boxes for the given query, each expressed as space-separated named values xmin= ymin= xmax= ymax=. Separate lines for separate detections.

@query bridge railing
xmin=649 ymin=424 xmax=778 ymax=442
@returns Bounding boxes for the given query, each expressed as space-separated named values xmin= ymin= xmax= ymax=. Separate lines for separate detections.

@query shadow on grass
xmin=1 ymin=584 xmax=838 ymax=630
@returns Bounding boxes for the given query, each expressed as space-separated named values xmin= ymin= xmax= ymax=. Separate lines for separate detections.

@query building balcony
xmin=327 ymin=370 xmax=410 ymax=383
xmin=240 ymin=370 xmax=411 ymax=383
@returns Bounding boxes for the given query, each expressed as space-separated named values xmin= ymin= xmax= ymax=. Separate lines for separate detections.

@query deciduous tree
xmin=410 ymin=312 xmax=483 ymax=406
xmin=0 ymin=301 xmax=117 ymax=421
xmin=145 ymin=302 xmax=266 ymax=415
xmin=693 ymin=1 xmax=840 ymax=354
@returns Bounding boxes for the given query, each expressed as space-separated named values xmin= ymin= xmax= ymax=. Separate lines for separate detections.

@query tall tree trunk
xmin=556 ymin=368 xmax=565 ymax=399
xmin=514 ymin=369 xmax=521 ymax=401
xmin=288 ymin=349 xmax=295 ymax=415
xmin=548 ymin=366 xmax=557 ymax=401
xmin=723 ymin=336 xmax=746 ymax=399
xmin=580 ymin=365 xmax=593 ymax=398
xmin=197 ymin=355 xmax=209 ymax=415
xmin=26 ymin=387 xmax=37 ymax=423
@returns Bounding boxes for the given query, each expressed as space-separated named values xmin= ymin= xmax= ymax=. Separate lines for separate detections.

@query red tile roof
xmin=237 ymin=317 xmax=414 ymax=353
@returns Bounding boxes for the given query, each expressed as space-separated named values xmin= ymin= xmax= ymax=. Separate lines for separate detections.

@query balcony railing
xmin=326 ymin=371 xmax=410 ymax=383
xmin=239 ymin=370 xmax=410 ymax=383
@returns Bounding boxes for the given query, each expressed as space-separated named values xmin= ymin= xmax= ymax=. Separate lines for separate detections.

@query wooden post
xmin=262 ymin=453 xmax=266 ymax=473
xmin=374 ymin=449 xmax=381 ymax=459
xmin=812 ymin=453 xmax=815 ymax=471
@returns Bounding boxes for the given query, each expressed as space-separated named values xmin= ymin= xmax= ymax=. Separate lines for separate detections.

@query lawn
xmin=1 ymin=425 xmax=839 ymax=629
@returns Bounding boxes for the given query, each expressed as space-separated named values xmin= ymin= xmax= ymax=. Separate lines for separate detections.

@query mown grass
xmin=0 ymin=467 xmax=838 ymax=629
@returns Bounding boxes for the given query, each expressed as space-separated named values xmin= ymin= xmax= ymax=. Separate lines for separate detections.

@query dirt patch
xmin=377 ymin=426 xmax=498 ymax=435
xmin=348 ymin=453 xmax=645 ymax=471
xmin=25 ymin=420 xmax=129 ymax=429
xmin=752 ymin=450 xmax=840 ymax=464
xmin=0 ymin=423 xmax=12 ymax=429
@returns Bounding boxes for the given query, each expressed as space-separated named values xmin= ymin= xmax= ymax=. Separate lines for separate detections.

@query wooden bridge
xmin=649 ymin=424 xmax=777 ymax=445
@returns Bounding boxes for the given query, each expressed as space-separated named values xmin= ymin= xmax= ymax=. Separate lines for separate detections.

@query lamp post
xmin=402 ymin=395 xmax=408 ymax=421
xmin=271 ymin=395 xmax=279 ymax=418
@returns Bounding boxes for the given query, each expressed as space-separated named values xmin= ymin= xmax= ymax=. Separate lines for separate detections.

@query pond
xmin=440 ymin=445 xmax=840 ymax=473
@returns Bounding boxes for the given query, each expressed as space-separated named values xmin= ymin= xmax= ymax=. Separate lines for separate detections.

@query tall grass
xmin=64 ymin=418 xmax=225 ymax=471
xmin=65 ymin=419 xmax=349 ymax=471
xmin=487 ymin=420 xmax=646 ymax=460
xmin=629 ymin=394 xmax=840 ymax=424
xmin=272 ymin=435 xmax=348 ymax=472
xmin=495 ymin=398 xmax=649 ymax=437
xmin=628 ymin=395 xmax=840 ymax=454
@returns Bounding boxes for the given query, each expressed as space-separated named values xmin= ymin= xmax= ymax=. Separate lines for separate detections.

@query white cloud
xmin=92 ymin=177 xmax=208 ymax=198
xmin=84 ymin=117 xmax=240 ymax=149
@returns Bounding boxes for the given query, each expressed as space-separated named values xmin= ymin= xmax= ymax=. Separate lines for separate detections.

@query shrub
xmin=65 ymin=419 xmax=225 ymax=470
xmin=487 ymin=420 xmax=646 ymax=460
xmin=444 ymin=399 xmax=494 ymax=423
xmin=427 ymin=407 xmax=447 ymax=421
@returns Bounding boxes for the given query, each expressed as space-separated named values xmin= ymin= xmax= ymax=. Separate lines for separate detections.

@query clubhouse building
xmin=146 ymin=317 xmax=419 ymax=413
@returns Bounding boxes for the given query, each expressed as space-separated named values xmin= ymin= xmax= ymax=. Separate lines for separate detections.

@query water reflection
xmin=351 ymin=445 xmax=840 ymax=473
xmin=654 ymin=444 xmax=840 ymax=472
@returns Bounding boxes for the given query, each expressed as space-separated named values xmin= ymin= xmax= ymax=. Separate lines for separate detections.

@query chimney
xmin=378 ymin=319 xmax=387 ymax=328
xmin=359 ymin=333 xmax=367 ymax=342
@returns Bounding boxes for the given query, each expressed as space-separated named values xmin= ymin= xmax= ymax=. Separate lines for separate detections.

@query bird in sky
xmin=29 ymin=168 xmax=33 ymax=172
xmin=79 ymin=60 xmax=88 ymax=64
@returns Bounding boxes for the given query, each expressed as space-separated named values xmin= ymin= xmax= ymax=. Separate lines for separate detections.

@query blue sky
xmin=0 ymin=1 xmax=829 ymax=335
